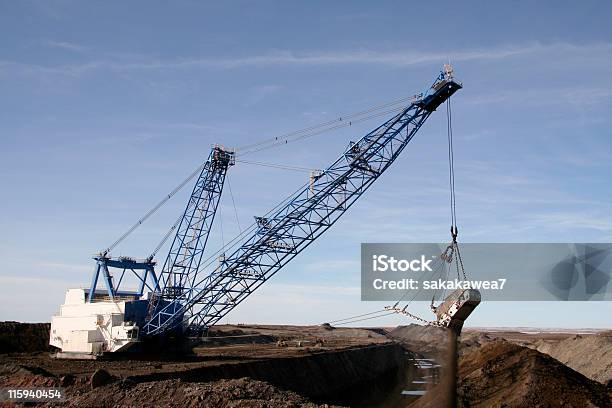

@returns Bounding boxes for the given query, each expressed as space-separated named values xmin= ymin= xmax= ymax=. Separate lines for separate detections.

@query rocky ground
xmin=1 ymin=322 xmax=611 ymax=407
xmin=0 ymin=322 xmax=394 ymax=407
xmin=0 ymin=362 xmax=334 ymax=408
xmin=0 ymin=323 xmax=391 ymax=383
xmin=64 ymin=377 xmax=336 ymax=408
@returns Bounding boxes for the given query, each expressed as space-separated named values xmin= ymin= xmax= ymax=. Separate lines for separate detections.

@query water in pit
xmin=379 ymin=354 xmax=441 ymax=407
xmin=329 ymin=351 xmax=441 ymax=407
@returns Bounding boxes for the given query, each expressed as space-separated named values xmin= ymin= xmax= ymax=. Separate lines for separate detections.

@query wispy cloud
xmin=463 ymin=85 xmax=612 ymax=107
xmin=527 ymin=212 xmax=612 ymax=233
xmin=3 ymin=42 xmax=612 ymax=77
xmin=41 ymin=40 xmax=89 ymax=53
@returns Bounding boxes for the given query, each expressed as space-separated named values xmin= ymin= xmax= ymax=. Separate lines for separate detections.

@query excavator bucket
xmin=434 ymin=288 xmax=481 ymax=335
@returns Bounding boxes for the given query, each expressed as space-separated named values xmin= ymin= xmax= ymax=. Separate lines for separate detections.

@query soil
xmin=457 ymin=340 xmax=611 ymax=407
xmin=1 ymin=322 xmax=611 ymax=407
xmin=0 ymin=322 xmax=53 ymax=353
xmin=0 ymin=324 xmax=397 ymax=407
xmin=388 ymin=324 xmax=612 ymax=407
xmin=464 ymin=327 xmax=612 ymax=385
xmin=0 ymin=362 xmax=334 ymax=408
xmin=66 ymin=378 xmax=336 ymax=408
xmin=387 ymin=324 xmax=448 ymax=358
xmin=530 ymin=331 xmax=612 ymax=384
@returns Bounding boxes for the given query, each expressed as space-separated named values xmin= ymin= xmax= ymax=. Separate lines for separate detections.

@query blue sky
xmin=1 ymin=1 xmax=611 ymax=328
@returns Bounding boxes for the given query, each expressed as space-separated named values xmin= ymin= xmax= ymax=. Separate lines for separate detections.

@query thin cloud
xmin=133 ymin=42 xmax=612 ymax=69
xmin=41 ymin=40 xmax=89 ymax=53
xmin=527 ymin=212 xmax=612 ymax=233
xmin=3 ymin=42 xmax=612 ymax=77
xmin=464 ymin=86 xmax=612 ymax=107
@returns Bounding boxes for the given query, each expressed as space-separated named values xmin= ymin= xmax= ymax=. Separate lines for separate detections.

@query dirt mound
xmin=532 ymin=331 xmax=612 ymax=384
xmin=67 ymin=377 xmax=337 ymax=408
xmin=388 ymin=324 xmax=495 ymax=357
xmin=387 ymin=324 xmax=448 ymax=356
xmin=0 ymin=321 xmax=52 ymax=353
xmin=458 ymin=330 xmax=496 ymax=355
xmin=458 ymin=340 xmax=611 ymax=407
xmin=208 ymin=328 xmax=253 ymax=337
xmin=389 ymin=324 xmax=446 ymax=343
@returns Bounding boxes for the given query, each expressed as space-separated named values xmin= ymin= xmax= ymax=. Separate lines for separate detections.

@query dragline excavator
xmin=50 ymin=66 xmax=464 ymax=358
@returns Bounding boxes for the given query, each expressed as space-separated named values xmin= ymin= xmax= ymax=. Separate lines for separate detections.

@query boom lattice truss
xmin=144 ymin=71 xmax=462 ymax=335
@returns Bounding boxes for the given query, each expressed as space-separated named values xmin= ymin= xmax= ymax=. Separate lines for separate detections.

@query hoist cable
xmin=237 ymin=106 xmax=407 ymax=157
xmin=186 ymin=180 xmax=312 ymax=281
xmin=328 ymin=260 xmax=452 ymax=326
xmin=102 ymin=160 xmax=208 ymax=255
xmin=149 ymin=212 xmax=185 ymax=260
xmin=150 ymin=174 xmax=240 ymax=261
xmin=102 ymin=96 xmax=416 ymax=256
xmin=332 ymin=312 xmax=397 ymax=326
xmin=445 ymin=97 xmax=467 ymax=280
xmin=219 ymin=210 xmax=225 ymax=250
xmin=439 ymin=95 xmax=470 ymax=391
xmin=326 ymin=309 xmax=389 ymax=324
xmin=446 ymin=98 xmax=457 ymax=231
xmin=369 ymin=90 xmax=467 ymax=325
xmin=235 ymin=94 xmax=420 ymax=153
xmin=227 ymin=177 xmax=242 ymax=234
xmin=235 ymin=159 xmax=316 ymax=173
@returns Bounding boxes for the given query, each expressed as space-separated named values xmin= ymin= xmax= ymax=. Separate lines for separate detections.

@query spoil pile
xmin=531 ymin=331 xmax=612 ymax=384
xmin=389 ymin=324 xmax=497 ymax=357
xmin=387 ymin=324 xmax=448 ymax=357
xmin=457 ymin=330 xmax=496 ymax=354
xmin=457 ymin=340 xmax=611 ymax=407
xmin=0 ymin=321 xmax=52 ymax=353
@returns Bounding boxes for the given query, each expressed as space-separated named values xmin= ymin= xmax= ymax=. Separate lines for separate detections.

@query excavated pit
xmin=2 ymin=322 xmax=610 ymax=407
xmin=0 ymin=323 xmax=426 ymax=407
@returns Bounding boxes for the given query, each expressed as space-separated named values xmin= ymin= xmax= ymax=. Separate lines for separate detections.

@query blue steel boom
xmin=157 ymin=145 xmax=234 ymax=299
xmin=144 ymin=69 xmax=462 ymax=335
xmin=50 ymin=145 xmax=234 ymax=356
xmin=87 ymin=145 xmax=233 ymax=305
